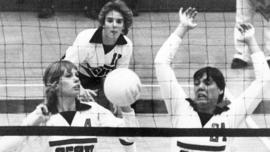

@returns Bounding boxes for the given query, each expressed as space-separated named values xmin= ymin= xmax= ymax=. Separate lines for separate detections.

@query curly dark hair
xmin=98 ymin=0 xmax=133 ymax=35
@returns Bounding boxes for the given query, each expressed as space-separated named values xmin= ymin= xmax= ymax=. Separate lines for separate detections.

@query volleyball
xmin=104 ymin=68 xmax=142 ymax=106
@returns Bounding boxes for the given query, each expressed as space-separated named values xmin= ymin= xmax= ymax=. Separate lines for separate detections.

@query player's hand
xmin=179 ymin=7 xmax=198 ymax=30
xmin=119 ymin=106 xmax=133 ymax=113
xmin=236 ymin=23 xmax=255 ymax=44
xmin=79 ymin=86 xmax=97 ymax=102
xmin=22 ymin=104 xmax=50 ymax=126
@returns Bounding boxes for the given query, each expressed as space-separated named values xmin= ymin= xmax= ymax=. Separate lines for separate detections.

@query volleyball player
xmin=231 ymin=0 xmax=270 ymax=69
xmin=0 ymin=60 xmax=138 ymax=152
xmin=64 ymin=0 xmax=133 ymax=113
xmin=155 ymin=7 xmax=270 ymax=151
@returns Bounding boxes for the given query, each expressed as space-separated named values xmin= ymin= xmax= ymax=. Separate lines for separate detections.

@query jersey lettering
xmin=210 ymin=123 xmax=219 ymax=142
xmin=110 ymin=53 xmax=122 ymax=65
xmin=84 ymin=119 xmax=91 ymax=127
xmin=210 ymin=123 xmax=227 ymax=142
xmin=79 ymin=53 xmax=122 ymax=78
xmin=55 ymin=145 xmax=94 ymax=152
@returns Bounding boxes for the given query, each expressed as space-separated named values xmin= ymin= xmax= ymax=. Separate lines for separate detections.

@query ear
xmin=53 ymin=82 xmax=60 ymax=91
xmin=219 ymin=89 xmax=224 ymax=95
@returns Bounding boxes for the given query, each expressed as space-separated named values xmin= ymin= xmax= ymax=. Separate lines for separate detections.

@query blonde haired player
xmin=155 ymin=7 xmax=270 ymax=151
xmin=0 ymin=60 xmax=140 ymax=152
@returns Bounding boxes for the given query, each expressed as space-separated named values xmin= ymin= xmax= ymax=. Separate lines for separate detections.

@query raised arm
xmin=230 ymin=23 xmax=270 ymax=127
xmin=0 ymin=104 xmax=50 ymax=152
xmin=154 ymin=7 xmax=197 ymax=116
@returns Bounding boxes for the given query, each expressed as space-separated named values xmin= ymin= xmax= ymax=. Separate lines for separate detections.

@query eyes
xmin=105 ymin=17 xmax=124 ymax=25
xmin=63 ymin=71 xmax=79 ymax=78
xmin=194 ymin=78 xmax=213 ymax=86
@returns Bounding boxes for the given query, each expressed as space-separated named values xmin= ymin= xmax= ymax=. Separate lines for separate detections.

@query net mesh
xmin=1 ymin=0 xmax=270 ymax=151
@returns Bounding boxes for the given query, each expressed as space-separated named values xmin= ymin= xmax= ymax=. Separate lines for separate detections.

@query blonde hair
xmin=43 ymin=60 xmax=77 ymax=114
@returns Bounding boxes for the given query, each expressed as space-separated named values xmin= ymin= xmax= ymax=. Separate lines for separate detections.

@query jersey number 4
xmin=84 ymin=119 xmax=91 ymax=127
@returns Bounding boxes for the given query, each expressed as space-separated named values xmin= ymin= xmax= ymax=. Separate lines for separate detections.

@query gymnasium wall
xmin=0 ymin=0 xmax=235 ymax=12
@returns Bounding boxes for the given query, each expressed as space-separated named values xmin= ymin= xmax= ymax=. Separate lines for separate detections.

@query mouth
xmin=197 ymin=93 xmax=207 ymax=100
xmin=111 ymin=30 xmax=118 ymax=35
xmin=73 ymin=84 xmax=80 ymax=91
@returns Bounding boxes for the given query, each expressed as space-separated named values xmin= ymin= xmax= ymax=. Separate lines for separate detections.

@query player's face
xmin=57 ymin=68 xmax=80 ymax=97
xmin=193 ymin=73 xmax=223 ymax=113
xmin=103 ymin=10 xmax=124 ymax=40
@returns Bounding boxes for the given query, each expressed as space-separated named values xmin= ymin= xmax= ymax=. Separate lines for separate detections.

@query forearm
xmin=0 ymin=136 xmax=27 ymax=152
xmin=119 ymin=109 xmax=138 ymax=151
xmin=154 ymin=32 xmax=187 ymax=115
xmin=121 ymin=108 xmax=138 ymax=127
xmin=247 ymin=37 xmax=261 ymax=54
xmin=251 ymin=51 xmax=270 ymax=80
xmin=174 ymin=23 xmax=189 ymax=39
xmin=154 ymin=33 xmax=182 ymax=65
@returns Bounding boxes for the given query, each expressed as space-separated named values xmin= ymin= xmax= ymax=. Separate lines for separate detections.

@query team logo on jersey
xmin=49 ymin=138 xmax=97 ymax=152
xmin=55 ymin=145 xmax=94 ymax=152
xmin=78 ymin=53 xmax=122 ymax=78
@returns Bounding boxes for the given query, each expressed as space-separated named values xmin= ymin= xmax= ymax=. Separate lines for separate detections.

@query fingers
xmin=236 ymin=23 xmax=255 ymax=43
xmin=41 ymin=106 xmax=49 ymax=115
xmin=23 ymin=104 xmax=50 ymax=126
xmin=237 ymin=23 xmax=254 ymax=33
xmin=179 ymin=7 xmax=183 ymax=16
xmin=89 ymin=89 xmax=98 ymax=96
xmin=191 ymin=9 xmax=198 ymax=19
xmin=245 ymin=23 xmax=253 ymax=30
xmin=37 ymin=104 xmax=50 ymax=116
xmin=236 ymin=23 xmax=244 ymax=33
xmin=186 ymin=7 xmax=197 ymax=18
xmin=182 ymin=7 xmax=197 ymax=18
xmin=79 ymin=89 xmax=97 ymax=102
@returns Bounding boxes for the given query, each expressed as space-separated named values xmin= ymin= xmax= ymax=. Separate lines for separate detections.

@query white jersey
xmin=155 ymin=33 xmax=270 ymax=152
xmin=64 ymin=27 xmax=133 ymax=79
xmin=47 ymin=101 xmax=136 ymax=152
xmin=0 ymin=101 xmax=138 ymax=152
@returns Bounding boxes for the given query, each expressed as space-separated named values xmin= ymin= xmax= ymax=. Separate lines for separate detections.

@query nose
xmin=74 ymin=75 xmax=79 ymax=82
xmin=112 ymin=20 xmax=117 ymax=27
xmin=113 ymin=20 xmax=121 ymax=27
xmin=198 ymin=82 xmax=206 ymax=90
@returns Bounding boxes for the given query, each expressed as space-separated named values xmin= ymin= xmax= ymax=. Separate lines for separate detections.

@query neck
xmin=102 ymin=30 xmax=117 ymax=45
xmin=196 ymin=104 xmax=215 ymax=114
xmin=57 ymin=96 xmax=76 ymax=112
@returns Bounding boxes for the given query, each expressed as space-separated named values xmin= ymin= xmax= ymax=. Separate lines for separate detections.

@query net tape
xmin=1 ymin=126 xmax=270 ymax=137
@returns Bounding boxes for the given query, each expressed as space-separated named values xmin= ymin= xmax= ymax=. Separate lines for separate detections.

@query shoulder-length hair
xmin=98 ymin=0 xmax=133 ymax=35
xmin=43 ymin=60 xmax=77 ymax=114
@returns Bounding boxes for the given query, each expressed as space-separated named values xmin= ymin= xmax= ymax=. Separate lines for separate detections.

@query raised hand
xmin=79 ymin=86 xmax=97 ymax=102
xmin=236 ymin=23 xmax=255 ymax=44
xmin=179 ymin=7 xmax=198 ymax=30
xmin=22 ymin=104 xmax=50 ymax=126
